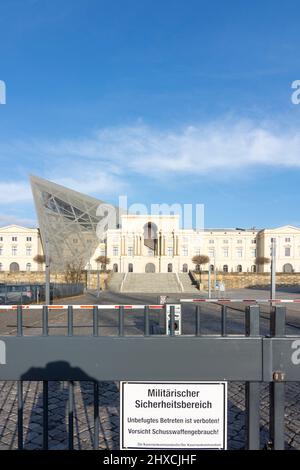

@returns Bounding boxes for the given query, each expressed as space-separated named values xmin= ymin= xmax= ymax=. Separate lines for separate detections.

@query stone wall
xmin=0 ymin=271 xmax=86 ymax=285
xmin=0 ymin=270 xmax=112 ymax=291
xmin=194 ymin=272 xmax=300 ymax=290
xmin=86 ymin=271 xmax=111 ymax=290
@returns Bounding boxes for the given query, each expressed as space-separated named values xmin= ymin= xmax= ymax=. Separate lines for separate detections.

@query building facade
xmin=0 ymin=225 xmax=43 ymax=272
xmin=89 ymin=216 xmax=300 ymax=274
xmin=0 ymin=176 xmax=295 ymax=275
xmin=1 ymin=220 xmax=300 ymax=274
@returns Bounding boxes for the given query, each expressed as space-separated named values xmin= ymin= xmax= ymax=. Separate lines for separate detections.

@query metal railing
xmin=0 ymin=302 xmax=299 ymax=450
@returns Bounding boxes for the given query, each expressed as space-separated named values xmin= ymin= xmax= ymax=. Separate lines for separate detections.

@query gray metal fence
xmin=0 ymin=303 xmax=299 ymax=450
xmin=0 ymin=283 xmax=84 ymax=304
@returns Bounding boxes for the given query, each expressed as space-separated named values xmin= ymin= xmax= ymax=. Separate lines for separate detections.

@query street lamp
xmin=271 ymin=238 xmax=276 ymax=301
xmin=97 ymin=260 xmax=100 ymax=298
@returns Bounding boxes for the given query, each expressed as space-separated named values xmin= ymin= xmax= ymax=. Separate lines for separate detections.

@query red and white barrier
xmin=0 ymin=304 xmax=164 ymax=310
xmin=180 ymin=298 xmax=300 ymax=303
xmin=0 ymin=299 xmax=299 ymax=310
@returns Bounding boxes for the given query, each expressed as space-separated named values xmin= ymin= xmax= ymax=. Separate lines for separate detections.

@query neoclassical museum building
xmin=0 ymin=176 xmax=300 ymax=274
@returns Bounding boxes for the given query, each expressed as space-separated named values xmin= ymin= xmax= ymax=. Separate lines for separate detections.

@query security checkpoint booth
xmin=0 ymin=299 xmax=299 ymax=450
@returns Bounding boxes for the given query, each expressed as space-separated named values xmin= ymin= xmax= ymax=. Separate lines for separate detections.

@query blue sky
xmin=1 ymin=0 xmax=300 ymax=229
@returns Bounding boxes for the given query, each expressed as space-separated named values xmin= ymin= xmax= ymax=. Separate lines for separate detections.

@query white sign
xmin=120 ymin=381 xmax=227 ymax=450
xmin=166 ymin=304 xmax=182 ymax=335
xmin=0 ymin=340 xmax=6 ymax=365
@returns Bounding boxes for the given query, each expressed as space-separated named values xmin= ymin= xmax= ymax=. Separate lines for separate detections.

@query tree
xmin=192 ymin=255 xmax=210 ymax=272
xmin=33 ymin=254 xmax=46 ymax=271
xmin=255 ymin=256 xmax=270 ymax=273
xmin=33 ymin=254 xmax=46 ymax=264
xmin=192 ymin=255 xmax=210 ymax=283
xmin=64 ymin=260 xmax=85 ymax=283
xmin=95 ymin=255 xmax=110 ymax=271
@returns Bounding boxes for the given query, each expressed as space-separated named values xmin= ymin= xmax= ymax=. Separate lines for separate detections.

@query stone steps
xmin=121 ymin=273 xmax=182 ymax=293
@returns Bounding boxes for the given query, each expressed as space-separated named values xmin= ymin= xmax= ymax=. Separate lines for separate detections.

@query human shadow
xmin=22 ymin=361 xmax=119 ymax=450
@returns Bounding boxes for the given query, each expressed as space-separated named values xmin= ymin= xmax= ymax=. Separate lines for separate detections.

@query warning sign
xmin=120 ymin=381 xmax=227 ymax=450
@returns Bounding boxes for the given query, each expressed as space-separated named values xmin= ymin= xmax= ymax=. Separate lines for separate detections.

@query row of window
xmin=208 ymin=239 xmax=257 ymax=244
xmin=0 ymin=236 xmax=32 ymax=242
xmin=0 ymin=263 xmax=32 ymax=271
xmin=0 ymin=246 xmax=32 ymax=256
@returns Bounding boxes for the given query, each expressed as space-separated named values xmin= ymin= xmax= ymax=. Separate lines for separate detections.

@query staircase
xmin=178 ymin=273 xmax=200 ymax=293
xmin=121 ymin=273 xmax=183 ymax=293
xmin=107 ymin=273 xmax=125 ymax=292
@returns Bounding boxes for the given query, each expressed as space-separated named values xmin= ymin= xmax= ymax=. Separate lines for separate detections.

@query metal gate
xmin=0 ymin=302 xmax=299 ymax=450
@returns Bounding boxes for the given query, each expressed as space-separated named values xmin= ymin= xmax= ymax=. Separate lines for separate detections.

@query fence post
xmin=245 ymin=305 xmax=260 ymax=449
xmin=169 ymin=306 xmax=175 ymax=336
xmin=269 ymin=305 xmax=286 ymax=450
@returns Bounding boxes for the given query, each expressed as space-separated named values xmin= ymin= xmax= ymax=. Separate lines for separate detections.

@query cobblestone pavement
xmin=0 ymin=290 xmax=299 ymax=450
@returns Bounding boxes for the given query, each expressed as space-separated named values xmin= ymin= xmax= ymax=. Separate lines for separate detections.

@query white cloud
xmin=1 ymin=117 xmax=300 ymax=204
xmin=29 ymin=118 xmax=300 ymax=177
xmin=0 ymin=182 xmax=32 ymax=203
xmin=0 ymin=214 xmax=37 ymax=227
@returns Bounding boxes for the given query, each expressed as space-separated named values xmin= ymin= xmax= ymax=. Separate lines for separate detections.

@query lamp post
xmin=208 ymin=264 xmax=211 ymax=299
xmin=45 ymin=238 xmax=50 ymax=305
xmin=271 ymin=238 xmax=276 ymax=302
xmin=97 ymin=261 xmax=100 ymax=298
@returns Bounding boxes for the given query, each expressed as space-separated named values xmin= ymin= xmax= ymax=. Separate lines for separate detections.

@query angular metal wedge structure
xmin=30 ymin=175 xmax=120 ymax=271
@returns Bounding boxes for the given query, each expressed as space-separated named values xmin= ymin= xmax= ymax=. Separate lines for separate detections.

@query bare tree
xmin=192 ymin=255 xmax=210 ymax=282
xmin=33 ymin=254 xmax=46 ymax=272
xmin=192 ymin=255 xmax=210 ymax=272
xmin=64 ymin=260 xmax=85 ymax=283
xmin=33 ymin=254 xmax=46 ymax=264
xmin=255 ymin=256 xmax=270 ymax=273
xmin=95 ymin=255 xmax=110 ymax=271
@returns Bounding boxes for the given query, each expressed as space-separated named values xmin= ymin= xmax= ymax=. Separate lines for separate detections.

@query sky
xmin=1 ymin=0 xmax=300 ymax=229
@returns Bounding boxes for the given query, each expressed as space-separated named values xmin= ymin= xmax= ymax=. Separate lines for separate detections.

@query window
xmin=210 ymin=264 xmax=214 ymax=272
xmin=285 ymin=247 xmax=291 ymax=257
xmin=167 ymin=247 xmax=173 ymax=256
xmin=223 ymin=265 xmax=228 ymax=272
xmin=251 ymin=239 xmax=256 ymax=244
xmin=223 ymin=239 xmax=229 ymax=244
xmin=236 ymin=248 xmax=243 ymax=258
xmin=0 ymin=237 xmax=2 ymax=241
xmin=237 ymin=239 xmax=242 ymax=244
xmin=0 ymin=246 xmax=2 ymax=256
xmin=182 ymin=263 xmax=188 ymax=272
xmin=209 ymin=239 xmax=214 ymax=244
xmin=12 ymin=236 xmax=17 ymax=242
xmin=208 ymin=248 xmax=215 ymax=258
xmin=223 ymin=248 xmax=229 ymax=258
xmin=100 ymin=248 xmax=105 ymax=256
xmin=251 ymin=249 xmax=256 ymax=258
xmin=26 ymin=263 xmax=31 ymax=272
xmin=251 ymin=265 xmax=256 ymax=273
xmin=285 ymin=238 xmax=291 ymax=243
xmin=113 ymin=246 xmax=118 ymax=256
xmin=12 ymin=246 xmax=17 ymax=256
xmin=26 ymin=237 xmax=32 ymax=242
xmin=237 ymin=264 xmax=242 ymax=272
xmin=194 ymin=247 xmax=201 ymax=256
xmin=182 ymin=246 xmax=188 ymax=256
xmin=26 ymin=246 xmax=32 ymax=256
xmin=128 ymin=246 xmax=133 ymax=256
